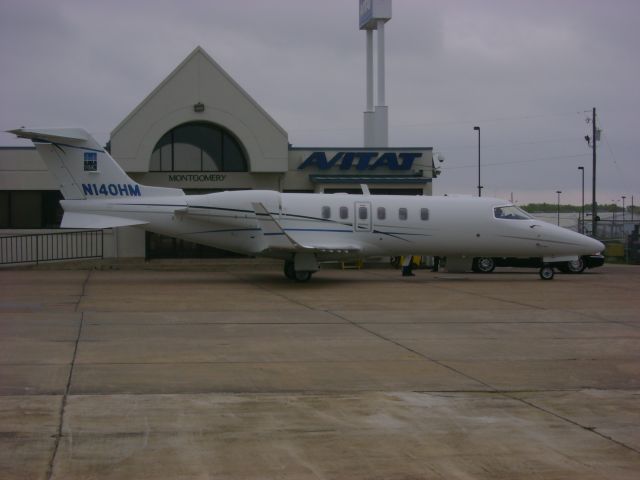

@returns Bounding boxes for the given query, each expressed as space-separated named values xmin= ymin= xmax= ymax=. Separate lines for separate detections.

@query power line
xmin=440 ymin=153 xmax=589 ymax=171
xmin=287 ymin=110 xmax=585 ymax=134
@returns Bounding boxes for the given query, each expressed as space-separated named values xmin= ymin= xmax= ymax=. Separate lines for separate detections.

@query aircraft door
xmin=354 ymin=202 xmax=372 ymax=232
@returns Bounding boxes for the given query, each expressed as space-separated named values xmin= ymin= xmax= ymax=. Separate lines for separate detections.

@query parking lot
xmin=1 ymin=263 xmax=639 ymax=479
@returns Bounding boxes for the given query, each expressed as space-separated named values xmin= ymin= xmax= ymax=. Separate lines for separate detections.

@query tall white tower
xmin=360 ymin=0 xmax=392 ymax=147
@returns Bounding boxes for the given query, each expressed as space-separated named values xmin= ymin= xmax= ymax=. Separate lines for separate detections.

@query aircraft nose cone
xmin=592 ymin=238 xmax=605 ymax=253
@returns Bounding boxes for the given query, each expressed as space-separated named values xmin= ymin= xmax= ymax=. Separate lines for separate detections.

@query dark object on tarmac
xmin=471 ymin=254 xmax=604 ymax=274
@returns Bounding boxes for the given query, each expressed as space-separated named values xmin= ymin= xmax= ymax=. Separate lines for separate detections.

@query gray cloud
xmin=1 ymin=0 xmax=638 ymax=204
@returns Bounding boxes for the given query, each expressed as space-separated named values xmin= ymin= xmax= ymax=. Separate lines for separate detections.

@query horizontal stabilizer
xmin=61 ymin=212 xmax=149 ymax=229
xmin=8 ymin=128 xmax=90 ymax=143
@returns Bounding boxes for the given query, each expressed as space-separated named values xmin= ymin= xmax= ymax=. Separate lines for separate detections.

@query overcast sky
xmin=1 ymin=0 xmax=638 ymax=205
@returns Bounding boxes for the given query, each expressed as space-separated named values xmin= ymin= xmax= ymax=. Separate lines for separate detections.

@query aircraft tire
xmin=473 ymin=257 xmax=496 ymax=273
xmin=564 ymin=257 xmax=586 ymax=274
xmin=294 ymin=271 xmax=312 ymax=282
xmin=284 ymin=261 xmax=296 ymax=280
xmin=539 ymin=265 xmax=555 ymax=280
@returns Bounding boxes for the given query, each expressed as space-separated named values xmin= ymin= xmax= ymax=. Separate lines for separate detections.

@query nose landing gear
xmin=283 ymin=260 xmax=313 ymax=282
xmin=539 ymin=264 xmax=555 ymax=280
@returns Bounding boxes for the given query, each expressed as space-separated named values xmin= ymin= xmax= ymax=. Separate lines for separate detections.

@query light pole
xmin=612 ymin=200 xmax=616 ymax=224
xmin=578 ymin=166 xmax=585 ymax=233
xmin=622 ymin=196 xmax=626 ymax=225
xmin=473 ymin=126 xmax=482 ymax=197
xmin=556 ymin=190 xmax=562 ymax=226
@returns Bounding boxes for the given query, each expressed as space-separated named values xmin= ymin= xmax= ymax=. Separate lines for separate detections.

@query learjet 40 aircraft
xmin=10 ymin=128 xmax=605 ymax=281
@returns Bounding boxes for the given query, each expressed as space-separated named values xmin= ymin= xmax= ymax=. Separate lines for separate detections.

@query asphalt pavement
xmin=1 ymin=262 xmax=639 ymax=479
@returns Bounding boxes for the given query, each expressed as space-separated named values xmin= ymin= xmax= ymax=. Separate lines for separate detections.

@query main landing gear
xmin=539 ymin=264 xmax=555 ymax=280
xmin=284 ymin=260 xmax=313 ymax=282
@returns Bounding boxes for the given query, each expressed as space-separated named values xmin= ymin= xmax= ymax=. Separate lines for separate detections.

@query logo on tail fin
xmin=84 ymin=152 xmax=97 ymax=171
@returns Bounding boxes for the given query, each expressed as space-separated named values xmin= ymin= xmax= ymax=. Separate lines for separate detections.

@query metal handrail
xmin=0 ymin=230 xmax=103 ymax=265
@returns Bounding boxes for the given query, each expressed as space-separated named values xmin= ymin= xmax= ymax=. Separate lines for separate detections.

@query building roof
xmin=309 ymin=174 xmax=431 ymax=184
xmin=111 ymin=46 xmax=287 ymax=139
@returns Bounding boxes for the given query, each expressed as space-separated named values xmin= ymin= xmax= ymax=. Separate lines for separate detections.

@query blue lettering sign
xmin=339 ymin=152 xmax=354 ymax=170
xmin=81 ymin=183 xmax=142 ymax=197
xmin=398 ymin=152 xmax=421 ymax=169
xmin=299 ymin=151 xmax=327 ymax=169
xmin=371 ymin=152 xmax=397 ymax=170
xmin=355 ymin=152 xmax=377 ymax=171
xmin=298 ymin=151 xmax=422 ymax=171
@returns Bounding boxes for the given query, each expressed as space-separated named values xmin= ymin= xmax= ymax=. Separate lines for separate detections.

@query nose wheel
xmin=283 ymin=260 xmax=313 ymax=282
xmin=539 ymin=264 xmax=555 ymax=280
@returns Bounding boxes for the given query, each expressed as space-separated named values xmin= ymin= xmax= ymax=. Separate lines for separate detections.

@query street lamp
xmin=578 ymin=166 xmax=585 ymax=233
xmin=611 ymin=200 xmax=616 ymax=224
xmin=473 ymin=126 xmax=482 ymax=197
xmin=556 ymin=190 xmax=562 ymax=226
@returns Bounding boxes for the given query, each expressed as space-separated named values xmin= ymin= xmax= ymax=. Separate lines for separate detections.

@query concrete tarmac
xmin=1 ymin=263 xmax=639 ymax=479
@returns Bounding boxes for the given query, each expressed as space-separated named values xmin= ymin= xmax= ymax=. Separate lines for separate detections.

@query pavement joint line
xmin=46 ymin=310 xmax=84 ymax=480
xmin=83 ymin=321 xmax=348 ymax=326
xmin=208 ymin=271 xmax=503 ymax=392
xmin=429 ymin=285 xmax=548 ymax=311
xmin=573 ymin=312 xmax=639 ymax=326
xmin=3 ymin=387 xmax=639 ymax=397
xmin=228 ymin=272 xmax=320 ymax=312
xmin=362 ymin=269 xmax=549 ymax=310
xmin=326 ymin=310 xmax=499 ymax=392
xmin=5 ymin=355 xmax=639 ymax=367
xmin=45 ymin=270 xmax=90 ymax=480
xmin=504 ymin=393 xmax=640 ymax=456
xmin=565 ymin=309 xmax=640 ymax=331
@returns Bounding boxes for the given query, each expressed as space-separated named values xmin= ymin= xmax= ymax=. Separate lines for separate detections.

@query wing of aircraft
xmin=61 ymin=212 xmax=149 ymax=229
xmin=251 ymin=202 xmax=361 ymax=255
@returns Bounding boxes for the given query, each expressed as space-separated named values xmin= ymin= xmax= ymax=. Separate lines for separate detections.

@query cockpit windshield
xmin=493 ymin=205 xmax=532 ymax=220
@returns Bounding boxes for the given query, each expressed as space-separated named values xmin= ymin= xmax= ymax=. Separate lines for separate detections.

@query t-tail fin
xmin=9 ymin=127 xmax=184 ymax=200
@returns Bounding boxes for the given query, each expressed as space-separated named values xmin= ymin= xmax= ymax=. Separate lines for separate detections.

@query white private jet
xmin=10 ymin=127 xmax=604 ymax=281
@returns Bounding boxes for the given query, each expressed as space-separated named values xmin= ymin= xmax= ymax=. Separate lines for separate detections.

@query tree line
xmin=521 ymin=203 xmax=640 ymax=214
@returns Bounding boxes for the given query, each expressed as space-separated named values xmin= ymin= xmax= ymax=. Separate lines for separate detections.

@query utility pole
xmin=578 ymin=166 xmax=584 ymax=233
xmin=591 ymin=107 xmax=597 ymax=237
xmin=473 ymin=126 xmax=481 ymax=196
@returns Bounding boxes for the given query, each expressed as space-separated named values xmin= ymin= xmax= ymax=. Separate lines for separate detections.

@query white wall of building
xmin=110 ymin=47 xmax=289 ymax=174
xmin=0 ymin=147 xmax=55 ymax=191
xmin=1 ymin=46 xmax=435 ymax=261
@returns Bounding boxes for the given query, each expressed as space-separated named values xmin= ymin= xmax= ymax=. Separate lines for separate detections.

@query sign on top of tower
xmin=359 ymin=0 xmax=392 ymax=30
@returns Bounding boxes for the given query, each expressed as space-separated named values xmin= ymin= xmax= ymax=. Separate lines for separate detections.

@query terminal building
xmin=0 ymin=46 xmax=436 ymax=259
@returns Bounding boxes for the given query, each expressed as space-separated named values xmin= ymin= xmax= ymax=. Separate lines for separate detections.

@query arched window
xmin=150 ymin=122 xmax=248 ymax=172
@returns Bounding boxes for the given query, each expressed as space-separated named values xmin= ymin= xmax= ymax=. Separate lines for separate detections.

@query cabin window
xmin=377 ymin=207 xmax=386 ymax=220
xmin=321 ymin=206 xmax=331 ymax=219
xmin=420 ymin=208 xmax=430 ymax=221
xmin=399 ymin=208 xmax=408 ymax=221
xmin=359 ymin=206 xmax=368 ymax=220
xmin=339 ymin=206 xmax=348 ymax=219
xmin=494 ymin=206 xmax=531 ymax=220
